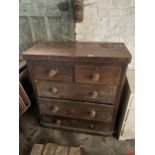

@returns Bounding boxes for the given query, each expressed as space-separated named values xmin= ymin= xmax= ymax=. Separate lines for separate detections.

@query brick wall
xmin=76 ymin=0 xmax=135 ymax=69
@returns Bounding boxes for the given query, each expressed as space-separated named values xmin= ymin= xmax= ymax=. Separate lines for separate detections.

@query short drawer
xmin=40 ymin=115 xmax=113 ymax=135
xmin=28 ymin=62 xmax=73 ymax=82
xmin=35 ymin=80 xmax=117 ymax=104
xmin=75 ymin=65 xmax=121 ymax=86
xmin=38 ymin=98 xmax=114 ymax=123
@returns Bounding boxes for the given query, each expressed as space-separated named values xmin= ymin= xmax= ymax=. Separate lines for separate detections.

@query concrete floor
xmin=19 ymin=109 xmax=134 ymax=155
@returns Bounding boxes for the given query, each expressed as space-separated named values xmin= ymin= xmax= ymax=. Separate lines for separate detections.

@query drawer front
xmin=38 ymin=98 xmax=114 ymax=123
xmin=28 ymin=63 xmax=73 ymax=82
xmin=75 ymin=65 xmax=121 ymax=86
xmin=36 ymin=80 xmax=117 ymax=104
xmin=40 ymin=115 xmax=113 ymax=135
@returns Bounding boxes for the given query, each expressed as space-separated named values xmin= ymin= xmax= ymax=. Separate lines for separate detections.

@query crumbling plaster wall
xmin=76 ymin=0 xmax=135 ymax=69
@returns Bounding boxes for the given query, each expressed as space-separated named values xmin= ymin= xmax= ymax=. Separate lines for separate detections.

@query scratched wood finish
xmin=40 ymin=115 xmax=113 ymax=135
xmin=28 ymin=63 xmax=73 ymax=82
xmin=30 ymin=143 xmax=81 ymax=155
xmin=38 ymin=98 xmax=114 ymax=123
xmin=23 ymin=42 xmax=131 ymax=63
xmin=30 ymin=144 xmax=44 ymax=155
xmin=42 ymin=143 xmax=57 ymax=155
xmin=69 ymin=147 xmax=81 ymax=155
xmin=75 ymin=65 xmax=121 ymax=86
xmin=24 ymin=42 xmax=131 ymax=135
xmin=36 ymin=80 xmax=117 ymax=104
xmin=19 ymin=0 xmax=75 ymax=60
xmin=55 ymin=145 xmax=68 ymax=155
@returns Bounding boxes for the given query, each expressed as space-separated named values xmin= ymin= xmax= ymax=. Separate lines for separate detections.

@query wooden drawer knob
xmin=88 ymin=124 xmax=95 ymax=129
xmin=90 ymin=91 xmax=98 ymax=99
xmin=51 ymin=87 xmax=58 ymax=94
xmin=56 ymin=119 xmax=61 ymax=125
xmin=89 ymin=110 xmax=96 ymax=118
xmin=92 ymin=73 xmax=100 ymax=82
xmin=34 ymin=79 xmax=38 ymax=83
xmin=49 ymin=69 xmax=57 ymax=78
xmin=52 ymin=106 xmax=59 ymax=113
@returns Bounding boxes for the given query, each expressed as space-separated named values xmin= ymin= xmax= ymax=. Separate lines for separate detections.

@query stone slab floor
xmin=19 ymin=109 xmax=135 ymax=155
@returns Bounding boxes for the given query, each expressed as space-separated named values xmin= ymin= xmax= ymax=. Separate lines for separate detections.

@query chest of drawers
xmin=23 ymin=42 xmax=131 ymax=135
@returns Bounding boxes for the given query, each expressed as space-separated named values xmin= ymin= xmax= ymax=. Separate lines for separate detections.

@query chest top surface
xmin=23 ymin=42 xmax=131 ymax=63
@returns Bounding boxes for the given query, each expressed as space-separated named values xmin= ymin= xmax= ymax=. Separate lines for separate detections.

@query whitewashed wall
xmin=76 ymin=0 xmax=135 ymax=69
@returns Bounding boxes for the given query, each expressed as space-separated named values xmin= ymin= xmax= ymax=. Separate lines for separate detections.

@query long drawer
xmin=40 ymin=115 xmax=113 ymax=135
xmin=38 ymin=98 xmax=114 ymax=123
xmin=35 ymin=80 xmax=117 ymax=104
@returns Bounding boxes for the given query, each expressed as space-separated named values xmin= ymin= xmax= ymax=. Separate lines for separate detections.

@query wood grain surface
xmin=38 ymin=98 xmax=114 ymax=123
xmin=30 ymin=143 xmax=81 ymax=155
xmin=23 ymin=42 xmax=131 ymax=63
xmin=35 ymin=80 xmax=117 ymax=104
xmin=24 ymin=42 xmax=131 ymax=135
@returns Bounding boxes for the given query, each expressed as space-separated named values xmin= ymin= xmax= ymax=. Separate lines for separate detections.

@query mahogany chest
xmin=23 ymin=42 xmax=131 ymax=135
